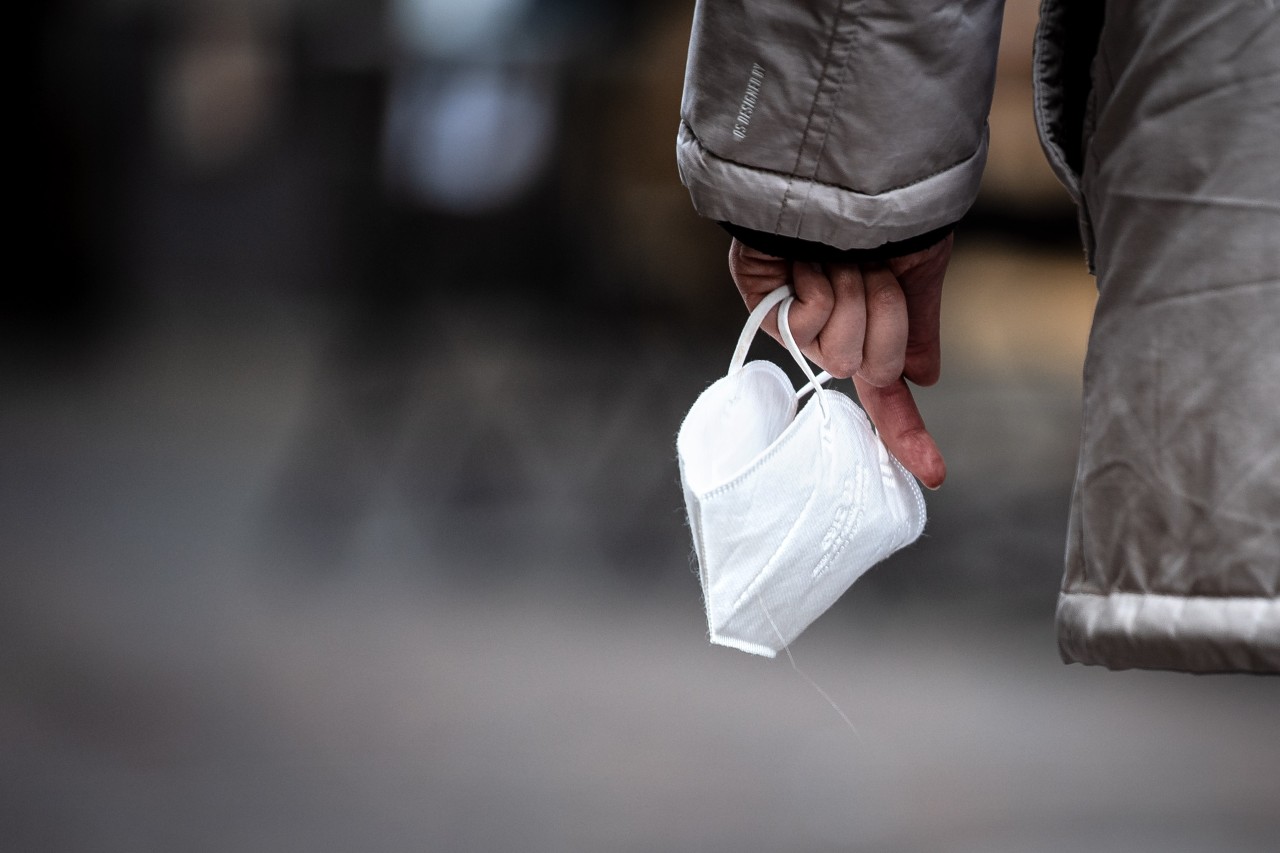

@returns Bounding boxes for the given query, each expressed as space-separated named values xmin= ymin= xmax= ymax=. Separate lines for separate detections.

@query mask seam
xmin=681 ymin=361 xmax=796 ymax=497
xmin=811 ymin=423 xmax=866 ymax=580
xmin=690 ymin=498 xmax=715 ymax=630
xmin=892 ymin=453 xmax=927 ymax=546
xmin=727 ymin=482 xmax=823 ymax=615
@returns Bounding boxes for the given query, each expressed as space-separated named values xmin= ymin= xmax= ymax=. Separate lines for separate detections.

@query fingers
xmin=728 ymin=239 xmax=789 ymax=312
xmin=853 ymin=374 xmax=947 ymax=489
xmin=900 ymin=278 xmax=943 ymax=386
xmin=892 ymin=234 xmax=952 ymax=386
xmin=727 ymin=234 xmax=950 ymax=489
xmin=806 ymin=264 xmax=865 ymax=378
xmin=752 ymin=259 xmax=828 ymax=344
xmin=742 ymin=254 xmax=910 ymax=389
xmin=787 ymin=260 xmax=914 ymax=389
xmin=728 ymin=236 xmax=947 ymax=489
xmin=855 ymin=265 xmax=908 ymax=387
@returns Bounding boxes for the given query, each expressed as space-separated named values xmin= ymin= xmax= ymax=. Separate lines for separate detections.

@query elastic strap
xmin=796 ymin=369 xmax=833 ymax=401
xmin=779 ymin=299 xmax=830 ymax=418
xmin=729 ymin=286 xmax=792 ymax=374
xmin=727 ymin=285 xmax=831 ymax=415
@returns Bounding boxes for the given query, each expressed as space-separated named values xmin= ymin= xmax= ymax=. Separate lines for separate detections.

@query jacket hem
xmin=719 ymin=221 xmax=954 ymax=264
xmin=1057 ymin=591 xmax=1280 ymax=674
xmin=1032 ymin=0 xmax=1105 ymax=270
xmin=677 ymin=121 xmax=987 ymax=251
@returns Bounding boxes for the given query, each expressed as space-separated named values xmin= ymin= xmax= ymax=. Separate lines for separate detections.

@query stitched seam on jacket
xmin=684 ymin=122 xmax=983 ymax=198
xmin=793 ymin=4 xmax=861 ymax=230
xmin=1032 ymin=1 xmax=1081 ymax=199
xmin=774 ymin=2 xmax=850 ymax=235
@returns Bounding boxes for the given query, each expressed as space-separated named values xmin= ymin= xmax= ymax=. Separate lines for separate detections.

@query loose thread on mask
xmin=755 ymin=593 xmax=861 ymax=740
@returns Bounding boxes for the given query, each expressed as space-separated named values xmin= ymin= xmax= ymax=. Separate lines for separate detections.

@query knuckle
xmin=804 ymin=286 xmax=835 ymax=312
xmin=784 ymin=320 xmax=814 ymax=348
xmin=729 ymin=243 xmax=786 ymax=286
xmin=860 ymin=359 xmax=903 ymax=388
xmin=867 ymin=282 xmax=904 ymax=313
xmin=827 ymin=354 xmax=860 ymax=380
xmin=829 ymin=266 xmax=861 ymax=293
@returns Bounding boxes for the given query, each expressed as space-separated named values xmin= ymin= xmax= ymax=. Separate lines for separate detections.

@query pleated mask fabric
xmin=677 ymin=286 xmax=926 ymax=656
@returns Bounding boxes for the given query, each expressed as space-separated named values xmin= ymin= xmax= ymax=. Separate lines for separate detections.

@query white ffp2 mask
xmin=677 ymin=286 xmax=926 ymax=657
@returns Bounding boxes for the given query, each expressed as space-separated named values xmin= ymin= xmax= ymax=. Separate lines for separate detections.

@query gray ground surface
xmin=4 ymin=282 xmax=1278 ymax=852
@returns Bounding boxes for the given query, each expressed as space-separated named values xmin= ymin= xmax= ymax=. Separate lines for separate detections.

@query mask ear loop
xmin=726 ymin=284 xmax=833 ymax=409
xmin=728 ymin=285 xmax=792 ymax=374
xmin=779 ymin=298 xmax=831 ymax=418
xmin=796 ymin=370 xmax=833 ymax=401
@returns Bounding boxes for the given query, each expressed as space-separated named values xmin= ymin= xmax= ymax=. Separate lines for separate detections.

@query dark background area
xmin=6 ymin=2 xmax=1278 ymax=851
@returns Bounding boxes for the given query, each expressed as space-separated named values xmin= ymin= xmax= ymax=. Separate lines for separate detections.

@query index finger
xmin=852 ymin=374 xmax=946 ymax=489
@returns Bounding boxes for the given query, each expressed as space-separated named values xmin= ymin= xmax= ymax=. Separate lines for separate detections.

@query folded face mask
xmin=677 ymin=286 xmax=926 ymax=657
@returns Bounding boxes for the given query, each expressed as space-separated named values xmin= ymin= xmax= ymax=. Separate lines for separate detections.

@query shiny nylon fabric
xmin=1038 ymin=0 xmax=1280 ymax=672
xmin=677 ymin=0 xmax=1005 ymax=249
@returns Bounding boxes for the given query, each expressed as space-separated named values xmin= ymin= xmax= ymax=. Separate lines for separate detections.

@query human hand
xmin=728 ymin=234 xmax=952 ymax=488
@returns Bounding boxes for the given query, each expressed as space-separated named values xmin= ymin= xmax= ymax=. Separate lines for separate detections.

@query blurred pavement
xmin=4 ymin=260 xmax=1278 ymax=852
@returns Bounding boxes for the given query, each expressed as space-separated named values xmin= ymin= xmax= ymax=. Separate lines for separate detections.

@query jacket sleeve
xmin=677 ymin=0 xmax=1006 ymax=251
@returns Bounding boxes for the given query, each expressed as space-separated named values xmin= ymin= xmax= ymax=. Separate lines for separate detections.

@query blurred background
xmin=6 ymin=1 xmax=1278 ymax=851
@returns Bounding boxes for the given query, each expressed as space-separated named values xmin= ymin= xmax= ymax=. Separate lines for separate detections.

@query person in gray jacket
xmin=677 ymin=0 xmax=1279 ymax=673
